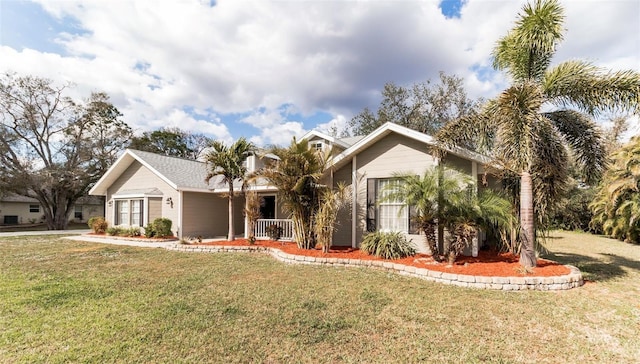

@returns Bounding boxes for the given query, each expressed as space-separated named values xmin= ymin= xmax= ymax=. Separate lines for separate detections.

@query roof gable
xmin=90 ymin=149 xmax=222 ymax=195
xmin=330 ymin=123 xmax=491 ymax=170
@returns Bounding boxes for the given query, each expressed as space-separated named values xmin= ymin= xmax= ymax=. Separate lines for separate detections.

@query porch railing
xmin=254 ymin=219 xmax=294 ymax=241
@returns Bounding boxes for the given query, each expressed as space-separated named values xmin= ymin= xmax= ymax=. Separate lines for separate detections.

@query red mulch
xmin=201 ymin=239 xmax=571 ymax=277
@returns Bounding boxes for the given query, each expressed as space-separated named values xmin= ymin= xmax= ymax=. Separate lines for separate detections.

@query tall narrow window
xmin=131 ymin=200 xmax=143 ymax=226
xmin=377 ymin=179 xmax=408 ymax=232
xmin=116 ymin=200 xmax=129 ymax=225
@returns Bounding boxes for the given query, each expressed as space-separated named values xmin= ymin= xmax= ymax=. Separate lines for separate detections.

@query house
xmin=90 ymin=123 xmax=495 ymax=252
xmin=0 ymin=193 xmax=104 ymax=225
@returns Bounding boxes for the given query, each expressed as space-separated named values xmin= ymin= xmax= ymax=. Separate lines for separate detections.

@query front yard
xmin=1 ymin=231 xmax=639 ymax=363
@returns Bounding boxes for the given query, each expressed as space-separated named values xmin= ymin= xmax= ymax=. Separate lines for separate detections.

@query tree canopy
xmin=348 ymin=72 xmax=481 ymax=138
xmin=0 ymin=73 xmax=132 ymax=229
xmin=128 ymin=127 xmax=212 ymax=160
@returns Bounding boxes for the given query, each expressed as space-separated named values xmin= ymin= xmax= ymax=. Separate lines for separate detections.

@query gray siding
xmin=331 ymin=161 xmax=353 ymax=246
xmin=106 ymin=161 xmax=179 ymax=235
xmin=181 ymin=192 xmax=245 ymax=239
xmin=148 ymin=197 xmax=162 ymax=221
xmin=352 ymin=133 xmax=439 ymax=250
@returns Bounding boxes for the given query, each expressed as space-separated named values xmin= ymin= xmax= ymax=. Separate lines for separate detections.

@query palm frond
xmin=492 ymin=0 xmax=564 ymax=82
xmin=543 ymin=60 xmax=640 ymax=115
xmin=544 ymin=110 xmax=606 ymax=184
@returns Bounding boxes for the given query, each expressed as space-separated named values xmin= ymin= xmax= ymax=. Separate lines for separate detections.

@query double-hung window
xmin=367 ymin=178 xmax=418 ymax=234
xmin=114 ymin=199 xmax=144 ymax=227
xmin=377 ymin=179 xmax=408 ymax=232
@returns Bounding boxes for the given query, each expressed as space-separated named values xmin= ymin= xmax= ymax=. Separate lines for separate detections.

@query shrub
xmin=88 ymin=216 xmax=108 ymax=234
xmin=125 ymin=226 xmax=141 ymax=237
xmin=266 ymin=224 xmax=282 ymax=241
xmin=360 ymin=231 xmax=416 ymax=259
xmin=106 ymin=226 xmax=124 ymax=236
xmin=145 ymin=218 xmax=173 ymax=237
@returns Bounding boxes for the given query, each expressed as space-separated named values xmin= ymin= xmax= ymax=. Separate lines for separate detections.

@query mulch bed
xmin=200 ymin=239 xmax=570 ymax=277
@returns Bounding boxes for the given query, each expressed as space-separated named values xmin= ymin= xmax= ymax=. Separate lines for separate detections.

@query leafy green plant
xmin=360 ymin=231 xmax=416 ymax=260
xmin=88 ymin=216 xmax=108 ymax=234
xmin=125 ymin=227 xmax=141 ymax=237
xmin=106 ymin=226 xmax=124 ymax=236
xmin=145 ymin=218 xmax=173 ymax=238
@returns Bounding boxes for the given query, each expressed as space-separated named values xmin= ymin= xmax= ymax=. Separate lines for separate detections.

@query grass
xmin=1 ymin=231 xmax=639 ymax=363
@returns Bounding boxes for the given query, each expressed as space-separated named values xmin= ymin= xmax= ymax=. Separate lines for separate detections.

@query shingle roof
xmin=90 ymin=149 xmax=246 ymax=195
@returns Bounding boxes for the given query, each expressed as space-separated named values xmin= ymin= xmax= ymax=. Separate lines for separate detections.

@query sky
xmin=0 ymin=0 xmax=639 ymax=146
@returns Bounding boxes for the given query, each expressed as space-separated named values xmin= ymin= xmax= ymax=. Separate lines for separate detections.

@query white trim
xmin=351 ymin=155 xmax=357 ymax=248
xmin=300 ymin=130 xmax=351 ymax=149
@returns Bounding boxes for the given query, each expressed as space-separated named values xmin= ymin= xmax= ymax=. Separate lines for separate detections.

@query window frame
xmin=29 ymin=204 xmax=40 ymax=213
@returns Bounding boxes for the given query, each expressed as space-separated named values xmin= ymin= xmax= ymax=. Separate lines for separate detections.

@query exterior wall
xmin=329 ymin=133 xmax=488 ymax=252
xmin=331 ymin=161 xmax=353 ymax=246
xmin=148 ymin=197 xmax=163 ymax=221
xmin=105 ymin=161 xmax=180 ymax=235
xmin=74 ymin=204 xmax=104 ymax=223
xmin=352 ymin=133 xmax=440 ymax=252
xmin=181 ymin=192 xmax=245 ymax=238
xmin=0 ymin=202 xmax=43 ymax=225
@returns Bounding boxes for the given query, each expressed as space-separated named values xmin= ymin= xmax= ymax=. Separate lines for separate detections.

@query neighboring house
xmin=0 ymin=193 xmax=104 ymax=225
xmin=90 ymin=123 xmax=495 ymax=252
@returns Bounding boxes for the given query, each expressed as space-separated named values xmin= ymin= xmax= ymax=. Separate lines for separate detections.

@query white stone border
xmin=166 ymin=244 xmax=584 ymax=291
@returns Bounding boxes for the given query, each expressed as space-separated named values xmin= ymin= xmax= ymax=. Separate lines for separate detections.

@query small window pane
xmin=29 ymin=205 xmax=40 ymax=213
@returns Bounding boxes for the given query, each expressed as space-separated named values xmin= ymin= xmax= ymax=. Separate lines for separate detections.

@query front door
xmin=260 ymin=196 xmax=276 ymax=219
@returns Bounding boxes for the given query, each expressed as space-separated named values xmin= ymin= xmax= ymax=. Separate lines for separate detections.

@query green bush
xmin=125 ymin=226 xmax=141 ymax=237
xmin=106 ymin=226 xmax=124 ymax=236
xmin=360 ymin=231 xmax=416 ymax=259
xmin=145 ymin=218 xmax=173 ymax=238
xmin=88 ymin=216 xmax=108 ymax=234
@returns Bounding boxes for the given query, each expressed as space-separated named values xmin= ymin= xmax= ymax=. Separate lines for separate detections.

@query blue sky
xmin=1 ymin=0 xmax=638 ymax=145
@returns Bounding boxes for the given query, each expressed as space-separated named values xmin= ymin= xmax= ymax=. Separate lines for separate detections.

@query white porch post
xmin=244 ymin=194 xmax=249 ymax=239
xmin=351 ymin=155 xmax=357 ymax=248
xmin=178 ymin=190 xmax=183 ymax=240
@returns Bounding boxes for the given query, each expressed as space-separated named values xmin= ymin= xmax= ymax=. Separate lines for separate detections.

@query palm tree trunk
xmin=228 ymin=184 xmax=235 ymax=241
xmin=519 ymin=171 xmax=536 ymax=267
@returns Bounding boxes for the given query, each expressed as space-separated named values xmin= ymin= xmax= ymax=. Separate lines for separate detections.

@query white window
xmin=115 ymin=199 xmax=144 ymax=227
xmin=311 ymin=141 xmax=323 ymax=151
xmin=116 ymin=200 xmax=129 ymax=225
xmin=377 ymin=179 xmax=408 ymax=233
xmin=131 ymin=200 xmax=142 ymax=226
xmin=29 ymin=204 xmax=40 ymax=213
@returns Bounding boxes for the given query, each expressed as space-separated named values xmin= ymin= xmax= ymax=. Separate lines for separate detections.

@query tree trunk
xmin=519 ymin=171 xmax=537 ymax=267
xmin=228 ymin=184 xmax=235 ymax=241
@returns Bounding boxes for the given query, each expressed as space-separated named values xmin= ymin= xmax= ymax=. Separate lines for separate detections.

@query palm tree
xmin=591 ymin=136 xmax=640 ymax=243
xmin=204 ymin=137 xmax=255 ymax=241
xmin=446 ymin=189 xmax=516 ymax=264
xmin=438 ymin=0 xmax=640 ymax=267
xmin=257 ymin=138 xmax=327 ymax=249
xmin=383 ymin=166 xmax=471 ymax=261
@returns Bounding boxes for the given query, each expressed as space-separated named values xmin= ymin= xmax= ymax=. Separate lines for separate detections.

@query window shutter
xmin=366 ymin=178 xmax=377 ymax=232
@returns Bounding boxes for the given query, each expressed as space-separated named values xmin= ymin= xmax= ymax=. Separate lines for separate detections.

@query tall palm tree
xmin=591 ymin=136 xmax=640 ymax=243
xmin=438 ymin=0 xmax=640 ymax=267
xmin=204 ymin=137 xmax=255 ymax=241
xmin=257 ymin=138 xmax=327 ymax=249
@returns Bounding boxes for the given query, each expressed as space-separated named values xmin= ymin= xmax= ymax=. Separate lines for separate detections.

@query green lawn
xmin=1 ymin=232 xmax=639 ymax=363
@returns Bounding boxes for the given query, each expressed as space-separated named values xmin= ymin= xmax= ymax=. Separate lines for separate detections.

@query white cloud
xmin=0 ymin=0 xmax=636 ymax=145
